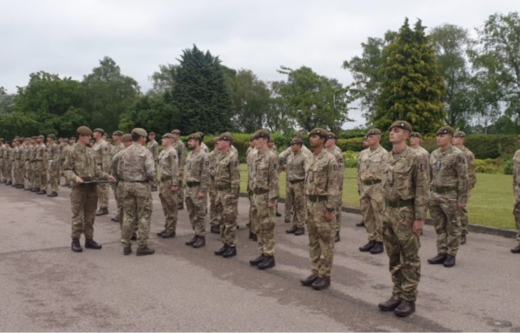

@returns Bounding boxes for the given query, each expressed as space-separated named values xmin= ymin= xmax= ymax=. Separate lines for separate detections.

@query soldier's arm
xmin=144 ymin=150 xmax=156 ymax=182
xmin=457 ymin=154 xmax=469 ymax=205
xmin=268 ymin=154 xmax=279 ymax=203
xmin=110 ymin=153 xmax=120 ymax=179
xmin=356 ymin=153 xmax=362 ymax=193
xmin=102 ymin=144 xmax=110 ymax=171
xmin=468 ymin=152 xmax=476 ymax=189
xmin=63 ymin=150 xmax=76 ymax=182
xmin=326 ymin=158 xmax=340 ymax=212
xmin=200 ymin=154 xmax=210 ymax=193
xmin=412 ymin=155 xmax=430 ymax=221
xmin=514 ymin=155 xmax=520 ymax=190
xmin=170 ymin=149 xmax=180 ymax=186
xmin=230 ymin=154 xmax=241 ymax=198
xmin=278 ymin=147 xmax=291 ymax=169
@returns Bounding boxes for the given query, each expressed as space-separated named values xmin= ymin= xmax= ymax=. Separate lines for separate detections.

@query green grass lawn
xmin=239 ymin=165 xmax=516 ymax=230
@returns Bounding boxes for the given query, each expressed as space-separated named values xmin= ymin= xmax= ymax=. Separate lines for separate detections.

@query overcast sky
xmin=1 ymin=0 xmax=518 ymax=128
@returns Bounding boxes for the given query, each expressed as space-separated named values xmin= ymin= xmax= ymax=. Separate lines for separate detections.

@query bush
xmin=337 ymin=138 xmax=364 ymax=152
xmin=503 ymin=158 xmax=514 ymax=175
xmin=465 ymin=135 xmax=518 ymax=159
xmin=343 ymin=151 xmax=359 ymax=168
xmin=474 ymin=158 xmax=503 ymax=174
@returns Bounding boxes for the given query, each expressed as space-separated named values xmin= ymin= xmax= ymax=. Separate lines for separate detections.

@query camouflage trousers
xmin=34 ymin=161 xmax=47 ymax=189
xmin=0 ymin=160 xmax=3 ymax=181
xmin=70 ymin=184 xmax=98 ymax=240
xmin=430 ymin=192 xmax=461 ymax=257
xmin=252 ymin=192 xmax=276 ymax=256
xmin=382 ymin=205 xmax=421 ymax=303
xmin=111 ymin=182 xmax=119 ymax=210
xmin=159 ymin=179 xmax=179 ymax=232
xmin=97 ymin=183 xmax=109 ymax=209
xmin=459 ymin=193 xmax=472 ymax=236
xmin=14 ymin=160 xmax=24 ymax=186
xmin=48 ymin=165 xmax=60 ymax=192
xmin=121 ymin=182 xmax=152 ymax=249
xmin=248 ymin=189 xmax=255 ymax=233
xmin=513 ymin=189 xmax=520 ymax=244
xmin=31 ymin=162 xmax=37 ymax=188
xmin=286 ymin=181 xmax=306 ymax=229
xmin=215 ymin=189 xmax=238 ymax=247
xmin=306 ymin=199 xmax=335 ymax=278
xmin=25 ymin=161 xmax=32 ymax=188
xmin=332 ymin=192 xmax=343 ymax=235
xmin=209 ymin=182 xmax=221 ymax=228
xmin=3 ymin=162 xmax=11 ymax=182
xmin=186 ymin=185 xmax=207 ymax=236
xmin=360 ymin=184 xmax=384 ymax=242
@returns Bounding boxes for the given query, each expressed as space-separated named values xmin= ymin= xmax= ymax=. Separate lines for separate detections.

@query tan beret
xmin=436 ymin=126 xmax=454 ymax=135
xmin=309 ymin=128 xmax=328 ymax=138
xmin=121 ymin=134 xmax=132 ymax=143
xmin=132 ymin=128 xmax=147 ymax=137
xmin=162 ymin=133 xmax=174 ymax=139
xmin=389 ymin=121 xmax=412 ymax=132
xmin=453 ymin=131 xmax=466 ymax=138
xmin=77 ymin=126 xmax=93 ymax=136
xmin=366 ymin=128 xmax=382 ymax=136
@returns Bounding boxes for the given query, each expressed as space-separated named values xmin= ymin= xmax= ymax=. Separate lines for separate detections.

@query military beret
xmin=70 ymin=136 xmax=76 ymax=140
xmin=162 ymin=133 xmax=174 ymax=139
xmin=309 ymin=128 xmax=328 ymax=138
xmin=171 ymin=129 xmax=181 ymax=135
xmin=112 ymin=131 xmax=123 ymax=136
xmin=436 ymin=126 xmax=454 ymax=135
xmin=149 ymin=132 xmax=155 ymax=136
xmin=24 ymin=137 xmax=30 ymax=142
xmin=366 ymin=128 xmax=382 ymax=136
xmin=17 ymin=138 xmax=23 ymax=143
xmin=327 ymin=131 xmax=338 ymax=140
xmin=14 ymin=136 xmax=20 ymax=139
xmin=132 ymin=128 xmax=148 ymax=137
xmin=47 ymin=134 xmax=56 ymax=140
xmin=187 ymin=132 xmax=202 ymax=140
xmin=217 ymin=132 xmax=233 ymax=142
xmin=77 ymin=126 xmax=93 ymax=136
xmin=290 ymin=138 xmax=303 ymax=145
xmin=37 ymin=135 xmax=44 ymax=139
xmin=410 ymin=132 xmax=422 ymax=139
xmin=453 ymin=131 xmax=466 ymax=138
xmin=31 ymin=136 xmax=37 ymax=140
xmin=197 ymin=132 xmax=205 ymax=139
xmin=121 ymin=134 xmax=132 ymax=143
xmin=253 ymin=129 xmax=270 ymax=140
xmin=389 ymin=121 xmax=412 ymax=132
xmin=93 ymin=128 xmax=104 ymax=134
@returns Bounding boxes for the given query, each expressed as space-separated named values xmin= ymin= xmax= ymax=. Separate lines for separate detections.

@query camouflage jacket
xmin=357 ymin=145 xmax=388 ymax=192
xmin=173 ymin=140 xmax=186 ymax=169
xmin=328 ymin=146 xmax=345 ymax=192
xmin=384 ymin=146 xmax=430 ymax=220
xmin=111 ymin=143 xmax=124 ymax=159
xmin=35 ymin=143 xmax=47 ymax=165
xmin=430 ymin=146 xmax=468 ymax=204
xmin=158 ymin=145 xmax=179 ymax=185
xmin=249 ymin=149 xmax=279 ymax=202
xmin=201 ymin=142 xmax=209 ymax=154
xmin=116 ymin=142 xmax=156 ymax=182
xmin=304 ymin=149 xmax=339 ymax=211
xmin=46 ymin=143 xmax=60 ymax=169
xmin=63 ymin=143 xmax=107 ymax=184
xmin=0 ymin=145 xmax=4 ymax=163
xmin=459 ymin=146 xmax=476 ymax=190
xmin=214 ymin=149 xmax=240 ymax=197
xmin=279 ymin=145 xmax=311 ymax=168
xmin=147 ymin=140 xmax=159 ymax=162
xmin=93 ymin=139 xmax=110 ymax=173
xmin=286 ymin=150 xmax=307 ymax=182
xmin=186 ymin=149 xmax=210 ymax=193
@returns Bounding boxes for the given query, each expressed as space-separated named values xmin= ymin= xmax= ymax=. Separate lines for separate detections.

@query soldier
xmin=16 ymin=138 xmax=25 ymax=188
xmin=171 ymin=129 xmax=186 ymax=210
xmin=45 ymin=134 xmax=60 ymax=197
xmin=265 ymin=136 xmax=282 ymax=217
xmin=61 ymin=139 xmax=71 ymax=187
xmin=147 ymin=132 xmax=159 ymax=192
xmin=284 ymin=137 xmax=307 ymax=236
xmin=512 ymin=134 xmax=520 ymax=254
xmin=357 ymin=129 xmax=387 ymax=254
xmin=184 ymin=132 xmax=210 ymax=249
xmin=110 ymin=134 xmax=133 ymax=229
xmin=93 ymin=128 xmax=110 ymax=216
xmin=325 ymin=132 xmax=345 ymax=242
xmin=0 ymin=139 xmax=4 ymax=183
xmin=12 ymin=139 xmax=21 ymax=188
xmin=156 ymin=133 xmax=180 ymax=239
xmin=29 ymin=137 xmax=38 ymax=192
xmin=35 ymin=135 xmax=48 ymax=195
xmin=63 ymin=126 xmax=114 ymax=252
xmin=248 ymin=129 xmax=279 ymax=270
xmin=300 ymin=128 xmax=339 ymax=291
xmin=356 ymin=136 xmax=369 ymax=228
xmin=427 ymin=126 xmax=468 ymax=268
xmin=3 ymin=141 xmax=12 ymax=186
xmin=109 ymin=131 xmax=125 ymax=222
xmin=115 ymin=128 xmax=156 ymax=256
xmin=378 ymin=121 xmax=430 ymax=318
xmin=213 ymin=132 xmax=241 ymax=258
xmin=198 ymin=132 xmax=210 ymax=154
xmin=452 ymin=131 xmax=476 ymax=245
xmin=23 ymin=138 xmax=32 ymax=190
xmin=208 ymin=138 xmax=221 ymax=234
xmin=246 ymin=136 xmax=258 ymax=240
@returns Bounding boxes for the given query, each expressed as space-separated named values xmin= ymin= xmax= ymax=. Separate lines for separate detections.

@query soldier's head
xmin=31 ymin=136 xmax=37 ymax=145
xmin=0 ymin=138 xmax=4 ymax=145
xmin=121 ymin=134 xmax=132 ymax=148
xmin=365 ymin=128 xmax=382 ymax=148
xmin=267 ymin=136 xmax=275 ymax=149
xmin=388 ymin=121 xmax=412 ymax=145
xmin=148 ymin=132 xmax=156 ymax=142
xmin=253 ymin=129 xmax=270 ymax=150
xmin=171 ymin=129 xmax=181 ymax=141
xmin=102 ymin=133 xmax=108 ymax=140
xmin=62 ymin=138 xmax=69 ymax=146
xmin=112 ymin=131 xmax=123 ymax=143
xmin=93 ymin=128 xmax=104 ymax=140
xmin=47 ymin=134 xmax=56 ymax=144
xmin=290 ymin=137 xmax=303 ymax=153
xmin=325 ymin=132 xmax=338 ymax=148
xmin=452 ymin=131 xmax=466 ymax=147
xmin=217 ymin=132 xmax=233 ymax=151
xmin=77 ymin=126 xmax=93 ymax=146
xmin=436 ymin=126 xmax=454 ymax=149
xmin=162 ymin=133 xmax=174 ymax=148
xmin=249 ymin=136 xmax=256 ymax=148
xmin=409 ymin=132 xmax=422 ymax=148
xmin=308 ymin=128 xmax=328 ymax=149
xmin=187 ymin=132 xmax=202 ymax=150
xmin=24 ymin=138 xmax=30 ymax=146
xmin=70 ymin=136 xmax=76 ymax=145
xmin=36 ymin=135 xmax=44 ymax=144
xmin=131 ymin=128 xmax=147 ymax=145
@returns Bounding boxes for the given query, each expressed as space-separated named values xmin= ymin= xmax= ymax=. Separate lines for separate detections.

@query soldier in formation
xmin=284 ymin=137 xmax=307 ymax=236
xmin=147 ymin=132 xmax=159 ymax=192
xmin=93 ymin=129 xmax=110 ymax=216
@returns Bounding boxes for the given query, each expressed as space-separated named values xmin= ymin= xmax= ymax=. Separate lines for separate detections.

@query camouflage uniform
xmin=147 ymin=139 xmax=159 ymax=187
xmin=116 ymin=142 xmax=156 ymax=249
xmin=3 ymin=145 xmax=12 ymax=184
xmin=201 ymin=141 xmax=210 ymax=154
xmin=173 ymin=139 xmax=186 ymax=204
xmin=214 ymin=148 xmax=241 ymax=247
xmin=61 ymin=144 xmax=72 ymax=186
xmin=93 ymin=139 xmax=110 ymax=209
xmin=14 ymin=143 xmax=24 ymax=186
xmin=158 ymin=145 xmax=180 ymax=232
xmin=23 ymin=143 xmax=32 ymax=188
xmin=185 ymin=147 xmax=210 ymax=237
xmin=0 ymin=143 xmax=4 ymax=182
xmin=328 ymin=144 xmax=344 ymax=236
xmin=358 ymin=144 xmax=388 ymax=242
xmin=47 ymin=142 xmax=61 ymax=193
xmin=110 ymin=143 xmax=124 ymax=208
xmin=458 ymin=146 xmax=476 ymax=236
xmin=63 ymin=143 xmax=107 ymax=240
xmin=208 ymin=149 xmax=221 ymax=229
xmin=383 ymin=145 xmax=429 ymax=303
xmin=250 ymin=147 xmax=279 ymax=257
xmin=35 ymin=142 xmax=48 ymax=189
xmin=285 ymin=148 xmax=307 ymax=230
xmin=246 ymin=145 xmax=257 ymax=232
xmin=30 ymin=142 xmax=37 ymax=189
xmin=513 ymin=148 xmax=520 ymax=247
xmin=305 ymin=148 xmax=339 ymax=279
xmin=429 ymin=146 xmax=468 ymax=257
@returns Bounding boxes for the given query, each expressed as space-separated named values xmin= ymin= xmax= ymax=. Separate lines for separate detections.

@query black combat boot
xmin=31 ymin=187 xmax=40 ymax=193
xmin=286 ymin=226 xmax=297 ymax=234
xmin=161 ymin=230 xmax=176 ymax=238
xmin=356 ymin=220 xmax=365 ymax=227
xmin=192 ymin=236 xmax=206 ymax=248
xmin=71 ymin=239 xmax=83 ymax=252
xmin=111 ymin=214 xmax=120 ymax=223
xmin=300 ymin=274 xmax=318 ymax=287
xmin=443 ymin=255 xmax=456 ymax=267
xmin=334 ymin=232 xmax=340 ymax=242
xmin=210 ymin=225 xmax=220 ymax=234
xmin=249 ymin=255 xmax=266 ymax=266
xmin=185 ymin=236 xmax=198 ymax=246
xmin=95 ymin=207 xmax=108 ymax=216
xmin=177 ymin=202 xmax=184 ymax=210
xmin=311 ymin=277 xmax=331 ymax=290
xmin=156 ymin=229 xmax=167 ymax=237
xmin=294 ymin=228 xmax=305 ymax=236
xmin=370 ymin=242 xmax=384 ymax=254
xmin=359 ymin=240 xmax=375 ymax=252
xmin=47 ymin=191 xmax=58 ymax=197
xmin=214 ymin=245 xmax=229 ymax=256
xmin=394 ymin=301 xmax=415 ymax=317
xmin=427 ymin=254 xmax=447 ymax=265
xmin=222 ymin=246 xmax=237 ymax=258
xmin=511 ymin=244 xmax=520 ymax=253
xmin=85 ymin=238 xmax=102 ymax=249
xmin=123 ymin=246 xmax=132 ymax=255
xmin=36 ymin=189 xmax=47 ymax=195
xmin=461 ymin=234 xmax=467 ymax=245
xmin=257 ymin=256 xmax=275 ymax=270
xmin=378 ymin=297 xmax=401 ymax=311
xmin=136 ymin=246 xmax=155 ymax=256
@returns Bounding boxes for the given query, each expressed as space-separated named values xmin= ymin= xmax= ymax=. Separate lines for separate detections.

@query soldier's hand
xmin=413 ymin=219 xmax=424 ymax=234
xmin=107 ymin=175 xmax=115 ymax=182
xmin=457 ymin=203 xmax=466 ymax=209
xmin=325 ymin=211 xmax=333 ymax=222
xmin=468 ymin=190 xmax=472 ymax=197
xmin=267 ymin=202 xmax=275 ymax=208
xmin=197 ymin=191 xmax=204 ymax=198
xmin=75 ymin=176 xmax=83 ymax=184
xmin=171 ymin=185 xmax=178 ymax=192
xmin=230 ymin=198 xmax=239 ymax=205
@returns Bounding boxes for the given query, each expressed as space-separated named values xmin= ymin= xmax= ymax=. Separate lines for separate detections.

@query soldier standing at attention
xmin=35 ymin=135 xmax=48 ymax=195
xmin=184 ymin=132 xmax=210 ymax=249
xmin=208 ymin=138 xmax=221 ymax=234
xmin=452 ymin=131 xmax=476 ymax=245
xmin=300 ymin=128 xmax=339 ymax=291
xmin=171 ymin=129 xmax=186 ymax=210
xmin=356 ymin=136 xmax=370 ymax=228
xmin=116 ymin=128 xmax=156 ymax=256
xmin=23 ymin=138 xmax=31 ymax=190
xmin=110 ymin=131 xmax=124 ymax=222
xmin=428 ymin=127 xmax=468 ymax=268
xmin=93 ymin=129 xmax=110 ymax=216
xmin=110 ymin=134 xmax=133 ymax=228
xmin=63 ymin=126 xmax=114 ymax=253
xmin=45 ymin=134 xmax=60 ymax=197
xmin=357 ymin=129 xmax=387 ymax=254
xmin=13 ymin=139 xmax=23 ymax=188
xmin=0 ymin=139 xmax=4 ymax=183
xmin=156 ymin=133 xmax=179 ymax=239
xmin=3 ymin=141 xmax=12 ymax=186
xmin=512 ymin=135 xmax=520 ymax=254
xmin=146 ymin=132 xmax=159 ymax=192
xmin=248 ymin=129 xmax=279 ymax=270
xmin=61 ymin=139 xmax=71 ymax=187
xmin=284 ymin=137 xmax=307 ymax=236
xmin=247 ymin=136 xmax=258 ymax=240
xmin=29 ymin=137 xmax=37 ymax=191
xmin=325 ymin=132 xmax=345 ymax=243
xmin=377 ymin=121 xmax=429 ymax=318
xmin=213 ymin=132 xmax=241 ymax=258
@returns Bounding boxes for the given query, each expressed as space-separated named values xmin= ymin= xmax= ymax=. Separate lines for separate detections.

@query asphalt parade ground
xmin=0 ymin=185 xmax=519 ymax=332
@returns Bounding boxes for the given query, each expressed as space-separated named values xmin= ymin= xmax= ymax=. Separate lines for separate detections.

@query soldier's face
xmin=112 ymin=135 xmax=119 ymax=142
xmin=410 ymin=137 xmax=421 ymax=146
xmin=309 ymin=134 xmax=324 ymax=148
xmin=291 ymin=143 xmax=301 ymax=153
xmin=187 ymin=139 xmax=196 ymax=149
xmin=436 ymin=134 xmax=452 ymax=147
xmin=389 ymin=127 xmax=406 ymax=143
xmin=149 ymin=135 xmax=155 ymax=141
xmin=452 ymin=137 xmax=463 ymax=146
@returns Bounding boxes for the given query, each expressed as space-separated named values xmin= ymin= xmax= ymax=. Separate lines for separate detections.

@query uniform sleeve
xmin=412 ymin=155 xmax=430 ymax=221
xmin=144 ymin=150 xmax=156 ymax=182
xmin=326 ymin=158 xmax=340 ymax=211
xmin=169 ymin=149 xmax=179 ymax=185
xmin=337 ymin=153 xmax=345 ymax=191
xmin=268 ymin=154 xmax=279 ymax=202
xmin=457 ymin=153 xmax=469 ymax=205
xmin=102 ymin=143 xmax=110 ymax=172
xmin=200 ymin=154 xmax=210 ymax=193
xmin=278 ymin=147 xmax=291 ymax=168
xmin=230 ymin=154 xmax=241 ymax=197
xmin=357 ymin=153 xmax=362 ymax=193
xmin=467 ymin=152 xmax=476 ymax=190
xmin=63 ymin=149 xmax=76 ymax=183
xmin=110 ymin=153 xmax=120 ymax=179
xmin=514 ymin=153 xmax=520 ymax=190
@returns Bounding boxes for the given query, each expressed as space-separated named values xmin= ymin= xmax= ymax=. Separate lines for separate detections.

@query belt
xmin=187 ymin=181 xmax=201 ymax=188
xmin=363 ymin=179 xmax=382 ymax=185
xmin=253 ymin=188 xmax=269 ymax=195
xmin=307 ymin=195 xmax=328 ymax=202
xmin=161 ymin=176 xmax=172 ymax=181
xmin=385 ymin=198 xmax=414 ymax=208
xmin=433 ymin=186 xmax=457 ymax=194
xmin=217 ymin=184 xmax=231 ymax=191
xmin=289 ymin=179 xmax=304 ymax=184
xmin=123 ymin=180 xmax=148 ymax=183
